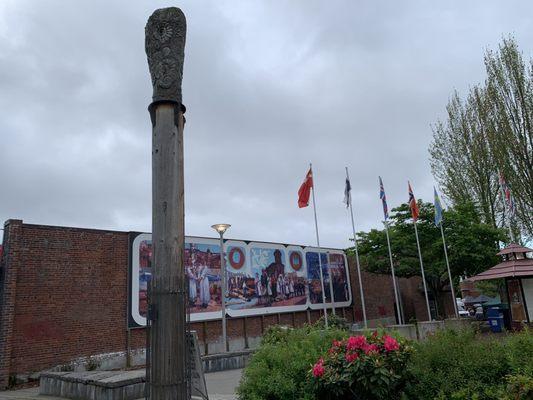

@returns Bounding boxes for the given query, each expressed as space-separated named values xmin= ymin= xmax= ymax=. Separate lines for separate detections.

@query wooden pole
xmin=145 ymin=7 xmax=188 ymax=400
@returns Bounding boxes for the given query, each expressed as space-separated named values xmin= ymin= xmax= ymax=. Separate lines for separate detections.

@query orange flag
xmin=408 ymin=181 xmax=419 ymax=221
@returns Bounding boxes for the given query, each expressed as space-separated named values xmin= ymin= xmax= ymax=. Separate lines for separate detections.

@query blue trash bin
xmin=487 ymin=307 xmax=504 ymax=333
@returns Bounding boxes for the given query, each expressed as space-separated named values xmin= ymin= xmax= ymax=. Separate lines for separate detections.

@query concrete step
xmin=40 ymin=370 xmax=145 ymax=400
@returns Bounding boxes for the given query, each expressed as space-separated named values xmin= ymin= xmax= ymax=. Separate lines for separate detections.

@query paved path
xmin=0 ymin=369 xmax=243 ymax=400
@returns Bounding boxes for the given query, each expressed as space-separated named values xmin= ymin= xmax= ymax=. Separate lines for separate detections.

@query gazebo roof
xmin=497 ymin=243 xmax=533 ymax=256
xmin=469 ymin=258 xmax=533 ymax=281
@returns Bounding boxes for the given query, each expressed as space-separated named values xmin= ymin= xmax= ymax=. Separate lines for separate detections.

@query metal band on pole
xmin=346 ymin=167 xmax=367 ymax=328
xmin=310 ymin=163 xmax=328 ymax=328
xmin=414 ymin=222 xmax=432 ymax=321
xmin=441 ymin=224 xmax=458 ymax=318
xmin=384 ymin=221 xmax=403 ymax=325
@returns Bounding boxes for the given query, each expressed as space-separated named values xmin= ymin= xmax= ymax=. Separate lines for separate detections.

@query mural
xmin=225 ymin=243 xmax=308 ymax=317
xmin=184 ymin=241 xmax=222 ymax=314
xmin=306 ymin=251 xmax=331 ymax=306
xmin=328 ymin=252 xmax=351 ymax=304
xmin=129 ymin=233 xmax=351 ymax=327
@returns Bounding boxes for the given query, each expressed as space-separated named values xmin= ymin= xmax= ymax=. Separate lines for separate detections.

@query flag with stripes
xmin=379 ymin=176 xmax=389 ymax=220
xmin=408 ymin=181 xmax=419 ymax=221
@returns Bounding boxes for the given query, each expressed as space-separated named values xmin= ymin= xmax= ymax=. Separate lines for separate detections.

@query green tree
xmin=430 ymin=37 xmax=533 ymax=239
xmin=352 ymin=201 xmax=505 ymax=317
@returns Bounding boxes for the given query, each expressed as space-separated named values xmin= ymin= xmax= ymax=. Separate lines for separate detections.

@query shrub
xmin=236 ymin=325 xmax=348 ymax=400
xmin=404 ymin=328 xmax=533 ymax=400
xmin=505 ymin=374 xmax=533 ymax=400
xmin=505 ymin=328 xmax=533 ymax=376
xmin=309 ymin=331 xmax=412 ymax=400
xmin=314 ymin=314 xmax=350 ymax=330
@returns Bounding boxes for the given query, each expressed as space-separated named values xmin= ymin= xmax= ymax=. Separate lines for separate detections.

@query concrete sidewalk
xmin=0 ymin=369 xmax=243 ymax=400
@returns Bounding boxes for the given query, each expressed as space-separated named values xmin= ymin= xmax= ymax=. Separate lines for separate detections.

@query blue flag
xmin=434 ymin=187 xmax=443 ymax=226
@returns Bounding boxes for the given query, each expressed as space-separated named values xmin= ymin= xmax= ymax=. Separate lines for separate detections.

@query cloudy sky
xmin=1 ymin=0 xmax=532 ymax=248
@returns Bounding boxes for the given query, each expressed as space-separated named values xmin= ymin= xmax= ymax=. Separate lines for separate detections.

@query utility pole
xmin=145 ymin=7 xmax=188 ymax=400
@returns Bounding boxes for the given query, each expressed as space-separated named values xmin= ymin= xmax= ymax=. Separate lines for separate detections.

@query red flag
xmin=408 ymin=181 xmax=419 ymax=221
xmin=298 ymin=168 xmax=313 ymax=208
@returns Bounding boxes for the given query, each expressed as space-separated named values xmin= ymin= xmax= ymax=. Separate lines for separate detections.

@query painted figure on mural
xmin=266 ymin=249 xmax=285 ymax=277
xmin=198 ymin=250 xmax=211 ymax=308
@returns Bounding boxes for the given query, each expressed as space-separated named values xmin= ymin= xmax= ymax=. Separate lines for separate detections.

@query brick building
xmin=0 ymin=219 xmax=430 ymax=388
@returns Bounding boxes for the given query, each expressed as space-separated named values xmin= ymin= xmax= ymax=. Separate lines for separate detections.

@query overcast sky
xmin=1 ymin=1 xmax=533 ymax=248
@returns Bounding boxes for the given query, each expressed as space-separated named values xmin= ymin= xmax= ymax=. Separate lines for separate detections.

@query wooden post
xmin=145 ymin=7 xmax=188 ymax=400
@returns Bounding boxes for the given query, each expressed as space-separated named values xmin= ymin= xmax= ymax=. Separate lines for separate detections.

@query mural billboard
xmin=129 ymin=233 xmax=351 ymax=327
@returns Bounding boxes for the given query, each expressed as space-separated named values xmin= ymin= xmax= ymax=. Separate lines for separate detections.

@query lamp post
xmin=212 ymin=223 xmax=230 ymax=352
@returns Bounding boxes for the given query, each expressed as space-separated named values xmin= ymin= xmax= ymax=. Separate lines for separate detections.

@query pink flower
xmin=363 ymin=343 xmax=379 ymax=355
xmin=345 ymin=352 xmax=359 ymax=363
xmin=346 ymin=335 xmax=367 ymax=351
xmin=383 ymin=335 xmax=400 ymax=352
xmin=312 ymin=358 xmax=325 ymax=378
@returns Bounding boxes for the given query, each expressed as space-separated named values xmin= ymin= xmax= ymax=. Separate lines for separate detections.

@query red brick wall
xmin=0 ymin=220 xmax=428 ymax=388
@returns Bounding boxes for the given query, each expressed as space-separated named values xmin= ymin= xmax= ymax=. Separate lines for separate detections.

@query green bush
xmin=237 ymin=324 xmax=532 ymax=400
xmin=236 ymin=324 xmax=348 ymax=400
xmin=405 ymin=328 xmax=533 ymax=400
xmin=505 ymin=328 xmax=533 ymax=376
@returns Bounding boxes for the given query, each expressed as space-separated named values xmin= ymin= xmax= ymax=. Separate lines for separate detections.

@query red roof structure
xmin=497 ymin=243 xmax=533 ymax=256
xmin=469 ymin=243 xmax=533 ymax=282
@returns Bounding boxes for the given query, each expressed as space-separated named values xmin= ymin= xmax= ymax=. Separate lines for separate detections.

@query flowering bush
xmin=309 ymin=331 xmax=412 ymax=400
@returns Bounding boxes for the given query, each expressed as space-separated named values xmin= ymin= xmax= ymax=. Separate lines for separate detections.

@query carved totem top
xmin=145 ymin=7 xmax=186 ymax=104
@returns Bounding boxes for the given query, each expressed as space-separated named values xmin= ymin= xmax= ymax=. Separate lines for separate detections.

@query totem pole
xmin=145 ymin=7 xmax=188 ymax=400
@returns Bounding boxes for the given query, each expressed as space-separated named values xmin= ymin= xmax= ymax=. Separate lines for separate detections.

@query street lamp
xmin=211 ymin=223 xmax=230 ymax=352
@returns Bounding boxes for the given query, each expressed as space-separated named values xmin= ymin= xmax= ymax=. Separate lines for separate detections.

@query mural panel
xmin=129 ymin=233 xmax=352 ymax=327
xmin=226 ymin=243 xmax=308 ymax=317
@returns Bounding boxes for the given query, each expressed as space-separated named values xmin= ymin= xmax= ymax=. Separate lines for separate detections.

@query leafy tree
xmin=430 ymin=37 xmax=533 ymax=239
xmin=351 ymin=201 xmax=505 ymax=316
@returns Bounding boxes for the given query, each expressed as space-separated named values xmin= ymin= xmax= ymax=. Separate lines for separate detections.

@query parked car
xmin=456 ymin=299 xmax=470 ymax=317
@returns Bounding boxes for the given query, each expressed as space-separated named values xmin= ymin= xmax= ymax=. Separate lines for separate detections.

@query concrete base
xmin=418 ymin=320 xmax=445 ymax=339
xmin=39 ymin=350 xmax=252 ymax=400
xmin=444 ymin=318 xmax=471 ymax=331
xmin=203 ymin=350 xmax=253 ymax=373
xmin=40 ymin=370 xmax=145 ymax=400
xmin=386 ymin=324 xmax=417 ymax=340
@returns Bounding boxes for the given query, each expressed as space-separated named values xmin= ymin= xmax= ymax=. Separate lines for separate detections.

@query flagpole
xmin=383 ymin=221 xmax=403 ymax=325
xmin=499 ymin=171 xmax=515 ymax=243
xmin=440 ymin=223 xmax=458 ymax=318
xmin=413 ymin=221 xmax=432 ymax=321
xmin=310 ymin=163 xmax=328 ymax=328
xmin=346 ymin=167 xmax=367 ymax=328
xmin=501 ymin=189 xmax=514 ymax=242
